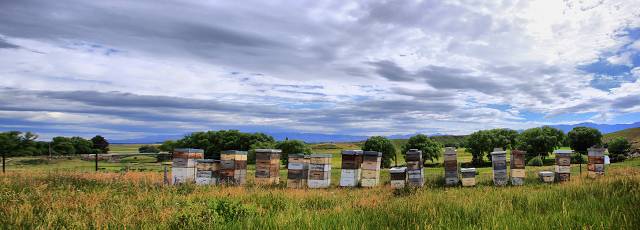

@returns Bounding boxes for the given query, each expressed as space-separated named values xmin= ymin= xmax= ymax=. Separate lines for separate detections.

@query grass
xmin=1 ymin=154 xmax=639 ymax=229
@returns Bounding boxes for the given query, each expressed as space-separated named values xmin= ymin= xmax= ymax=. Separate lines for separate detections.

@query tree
xmin=567 ymin=127 xmax=602 ymax=154
xmin=158 ymin=140 xmax=177 ymax=152
xmin=138 ymin=145 xmax=160 ymax=153
xmin=516 ymin=126 xmax=565 ymax=159
xmin=362 ymin=136 xmax=396 ymax=168
xmin=91 ymin=135 xmax=110 ymax=154
xmin=70 ymin=137 xmax=95 ymax=154
xmin=175 ymin=130 xmax=276 ymax=159
xmin=51 ymin=137 xmax=76 ymax=155
xmin=465 ymin=130 xmax=494 ymax=165
xmin=0 ymin=131 xmax=39 ymax=172
xmin=401 ymin=134 xmax=442 ymax=164
xmin=607 ymin=137 xmax=631 ymax=162
xmin=275 ymin=140 xmax=311 ymax=165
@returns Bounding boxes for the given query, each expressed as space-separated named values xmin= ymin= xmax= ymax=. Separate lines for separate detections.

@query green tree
xmin=138 ymin=145 xmax=160 ymax=153
xmin=176 ymin=130 xmax=275 ymax=159
xmin=567 ymin=127 xmax=602 ymax=154
xmin=607 ymin=137 xmax=631 ymax=162
xmin=91 ymin=135 xmax=110 ymax=154
xmin=274 ymin=140 xmax=311 ymax=165
xmin=465 ymin=130 xmax=494 ymax=165
xmin=51 ymin=136 xmax=75 ymax=155
xmin=362 ymin=136 xmax=396 ymax=168
xmin=516 ymin=126 xmax=565 ymax=159
xmin=158 ymin=140 xmax=177 ymax=152
xmin=0 ymin=131 xmax=35 ymax=172
xmin=401 ymin=134 xmax=443 ymax=164
xmin=70 ymin=137 xmax=95 ymax=154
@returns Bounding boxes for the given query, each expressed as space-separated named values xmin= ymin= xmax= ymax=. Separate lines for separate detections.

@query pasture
xmin=1 ymin=143 xmax=639 ymax=229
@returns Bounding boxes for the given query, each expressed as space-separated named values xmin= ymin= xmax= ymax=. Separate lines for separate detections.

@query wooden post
xmin=163 ymin=165 xmax=169 ymax=185
xmin=95 ymin=151 xmax=99 ymax=172
xmin=2 ymin=152 xmax=5 ymax=173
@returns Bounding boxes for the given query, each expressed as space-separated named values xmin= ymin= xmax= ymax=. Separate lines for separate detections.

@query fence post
xmin=95 ymin=152 xmax=99 ymax=172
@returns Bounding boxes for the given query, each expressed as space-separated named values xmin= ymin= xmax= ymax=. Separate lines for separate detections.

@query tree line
xmin=0 ymin=131 xmax=109 ymax=157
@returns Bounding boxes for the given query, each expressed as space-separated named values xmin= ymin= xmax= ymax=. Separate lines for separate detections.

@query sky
xmin=0 ymin=0 xmax=639 ymax=140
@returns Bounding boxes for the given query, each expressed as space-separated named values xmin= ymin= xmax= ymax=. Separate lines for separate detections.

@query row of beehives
xmin=171 ymin=147 xmax=607 ymax=188
xmin=389 ymin=147 xmax=608 ymax=188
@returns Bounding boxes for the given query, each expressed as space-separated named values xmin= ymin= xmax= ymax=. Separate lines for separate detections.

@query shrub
xmin=571 ymin=153 xmax=587 ymax=164
xmin=608 ymin=137 xmax=631 ymax=162
xmin=527 ymin=156 xmax=543 ymax=166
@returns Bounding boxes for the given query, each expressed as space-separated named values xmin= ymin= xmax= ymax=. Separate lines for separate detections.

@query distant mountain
xmin=551 ymin=122 xmax=640 ymax=134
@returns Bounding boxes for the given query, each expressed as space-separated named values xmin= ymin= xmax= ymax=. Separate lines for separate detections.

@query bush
xmin=527 ymin=156 xmax=543 ymax=166
xmin=138 ymin=145 xmax=160 ymax=153
xmin=608 ymin=137 xmax=631 ymax=162
xmin=571 ymin=153 xmax=587 ymax=164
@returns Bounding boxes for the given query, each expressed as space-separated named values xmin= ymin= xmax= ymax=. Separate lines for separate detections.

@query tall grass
xmin=1 ymin=164 xmax=639 ymax=229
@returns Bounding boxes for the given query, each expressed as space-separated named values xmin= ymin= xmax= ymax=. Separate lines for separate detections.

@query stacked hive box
xmin=460 ymin=168 xmax=476 ymax=187
xmin=539 ymin=171 xmax=554 ymax=183
xmin=554 ymin=150 xmax=572 ymax=182
xmin=308 ymin=154 xmax=332 ymax=188
xmin=172 ymin=148 xmax=204 ymax=184
xmin=254 ymin=149 xmax=281 ymax=185
xmin=406 ymin=149 xmax=424 ymax=187
xmin=510 ymin=150 xmax=526 ymax=186
xmin=389 ymin=167 xmax=407 ymax=189
xmin=220 ymin=150 xmax=247 ymax=185
xmin=588 ymin=147 xmax=605 ymax=178
xmin=195 ymin=159 xmax=220 ymax=185
xmin=491 ymin=149 xmax=508 ymax=186
xmin=287 ymin=154 xmax=309 ymax=188
xmin=340 ymin=150 xmax=363 ymax=187
xmin=443 ymin=147 xmax=459 ymax=186
xmin=361 ymin=151 xmax=382 ymax=187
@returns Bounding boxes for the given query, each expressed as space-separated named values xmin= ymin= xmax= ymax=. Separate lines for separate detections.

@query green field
xmin=1 ymin=143 xmax=639 ymax=229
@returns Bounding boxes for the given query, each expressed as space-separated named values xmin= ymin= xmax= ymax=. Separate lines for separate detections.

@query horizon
xmin=1 ymin=1 xmax=640 ymax=141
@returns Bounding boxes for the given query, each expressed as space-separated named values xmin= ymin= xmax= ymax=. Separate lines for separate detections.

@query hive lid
xmin=196 ymin=159 xmax=217 ymax=163
xmin=444 ymin=147 xmax=457 ymax=155
xmin=255 ymin=149 xmax=282 ymax=154
xmin=289 ymin=153 xmax=307 ymax=158
xmin=461 ymin=168 xmax=476 ymax=173
xmin=389 ymin=167 xmax=407 ymax=173
xmin=553 ymin=150 xmax=574 ymax=155
xmin=221 ymin=150 xmax=248 ymax=155
xmin=490 ymin=150 xmax=507 ymax=155
xmin=174 ymin=148 xmax=204 ymax=153
xmin=539 ymin=171 xmax=554 ymax=176
xmin=309 ymin=153 xmax=332 ymax=158
xmin=363 ymin=151 xmax=382 ymax=157
xmin=406 ymin=149 xmax=422 ymax=154
xmin=341 ymin=150 xmax=363 ymax=155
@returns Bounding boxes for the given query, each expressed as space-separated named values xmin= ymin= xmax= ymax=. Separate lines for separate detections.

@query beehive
xmin=308 ymin=154 xmax=332 ymax=188
xmin=254 ymin=149 xmax=281 ymax=185
xmin=361 ymin=151 xmax=382 ymax=187
xmin=405 ymin=149 xmax=424 ymax=187
xmin=195 ymin=159 xmax=220 ymax=185
xmin=539 ymin=171 xmax=554 ymax=183
xmin=443 ymin=147 xmax=459 ymax=186
xmin=220 ymin=150 xmax=247 ymax=185
xmin=287 ymin=154 xmax=309 ymax=188
xmin=171 ymin=148 xmax=204 ymax=184
xmin=340 ymin=150 xmax=363 ymax=187
xmin=553 ymin=150 xmax=572 ymax=182
xmin=389 ymin=167 xmax=407 ymax=189
xmin=587 ymin=147 xmax=605 ymax=178
xmin=491 ymin=149 xmax=508 ymax=186
xmin=460 ymin=168 xmax=476 ymax=187
xmin=510 ymin=150 xmax=526 ymax=186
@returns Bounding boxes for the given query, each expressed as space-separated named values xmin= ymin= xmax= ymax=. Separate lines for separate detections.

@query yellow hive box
xmin=461 ymin=178 xmax=476 ymax=187
xmin=511 ymin=169 xmax=526 ymax=178
xmin=310 ymin=157 xmax=331 ymax=165
xmin=361 ymin=170 xmax=379 ymax=179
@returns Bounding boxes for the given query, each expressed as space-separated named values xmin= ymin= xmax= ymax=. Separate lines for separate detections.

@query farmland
xmin=1 ymin=143 xmax=639 ymax=229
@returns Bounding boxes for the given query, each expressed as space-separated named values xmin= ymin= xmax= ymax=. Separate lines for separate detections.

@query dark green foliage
xmin=571 ymin=152 xmax=587 ymax=164
xmin=52 ymin=137 xmax=76 ymax=155
xmin=158 ymin=140 xmax=177 ymax=152
xmin=175 ymin=130 xmax=275 ymax=159
xmin=401 ymin=134 xmax=443 ymax=163
xmin=70 ymin=137 xmax=95 ymax=154
xmin=274 ymin=140 xmax=310 ymax=165
xmin=607 ymin=137 xmax=631 ymax=162
xmin=0 ymin=131 xmax=41 ymax=157
xmin=138 ymin=145 xmax=160 ymax=153
xmin=567 ymin=127 xmax=602 ymax=154
xmin=91 ymin=135 xmax=110 ymax=154
xmin=516 ymin=126 xmax=565 ymax=158
xmin=362 ymin=136 xmax=396 ymax=168
xmin=465 ymin=128 xmax=518 ymax=165
xmin=526 ymin=156 xmax=543 ymax=166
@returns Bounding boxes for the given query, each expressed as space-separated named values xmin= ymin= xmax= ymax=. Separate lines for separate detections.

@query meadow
xmin=1 ymin=144 xmax=639 ymax=229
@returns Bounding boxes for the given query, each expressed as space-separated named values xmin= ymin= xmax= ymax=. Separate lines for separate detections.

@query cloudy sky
xmin=1 ymin=0 xmax=639 ymax=140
